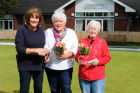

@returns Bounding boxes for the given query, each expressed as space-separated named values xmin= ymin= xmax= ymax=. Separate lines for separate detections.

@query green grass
xmin=1 ymin=39 xmax=140 ymax=47
xmin=0 ymin=45 xmax=140 ymax=93
xmin=108 ymin=42 xmax=140 ymax=46
xmin=0 ymin=39 xmax=15 ymax=42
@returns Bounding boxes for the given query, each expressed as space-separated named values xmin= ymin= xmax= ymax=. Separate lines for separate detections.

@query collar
xmin=87 ymin=36 xmax=98 ymax=42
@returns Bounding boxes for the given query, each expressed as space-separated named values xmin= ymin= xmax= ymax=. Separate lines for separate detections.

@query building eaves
xmin=55 ymin=0 xmax=75 ymax=12
xmin=113 ymin=0 xmax=136 ymax=12
xmin=118 ymin=0 xmax=140 ymax=13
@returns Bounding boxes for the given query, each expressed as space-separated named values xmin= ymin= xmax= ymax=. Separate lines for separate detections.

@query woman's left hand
xmin=58 ymin=53 xmax=68 ymax=59
xmin=44 ymin=55 xmax=50 ymax=63
xmin=92 ymin=59 xmax=99 ymax=66
xmin=57 ymin=52 xmax=74 ymax=60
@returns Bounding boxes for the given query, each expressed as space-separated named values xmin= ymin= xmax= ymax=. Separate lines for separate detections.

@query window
xmin=5 ymin=15 xmax=13 ymax=19
xmin=9 ymin=21 xmax=13 ymax=30
xmin=0 ymin=20 xmax=13 ymax=30
xmin=4 ymin=21 xmax=8 ymax=29
xmin=0 ymin=15 xmax=13 ymax=30
xmin=103 ymin=20 xmax=107 ymax=31
xmin=0 ymin=21 xmax=3 ymax=29
xmin=86 ymin=13 xmax=94 ymax=16
xmin=76 ymin=20 xmax=85 ymax=31
xmin=76 ymin=12 xmax=114 ymax=17
xmin=75 ymin=12 xmax=114 ymax=31
xmin=95 ymin=12 xmax=102 ymax=16
xmin=110 ymin=12 xmax=114 ymax=16
xmin=103 ymin=12 xmax=110 ymax=16
xmin=103 ymin=20 xmax=114 ymax=31
xmin=76 ymin=19 xmax=114 ymax=31
xmin=76 ymin=12 xmax=85 ymax=17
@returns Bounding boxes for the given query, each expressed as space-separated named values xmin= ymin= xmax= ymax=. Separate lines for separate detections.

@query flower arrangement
xmin=78 ymin=43 xmax=90 ymax=65
xmin=53 ymin=42 xmax=67 ymax=56
xmin=78 ymin=43 xmax=90 ymax=55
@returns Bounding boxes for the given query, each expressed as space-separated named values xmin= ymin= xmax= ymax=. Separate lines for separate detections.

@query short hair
xmin=51 ymin=11 xmax=67 ymax=24
xmin=87 ymin=20 xmax=101 ymax=32
xmin=25 ymin=7 xmax=42 ymax=25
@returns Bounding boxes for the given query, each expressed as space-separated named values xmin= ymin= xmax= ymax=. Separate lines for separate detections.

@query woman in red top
xmin=75 ymin=20 xmax=111 ymax=93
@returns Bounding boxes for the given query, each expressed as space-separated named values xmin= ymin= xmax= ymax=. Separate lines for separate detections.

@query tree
xmin=0 ymin=0 xmax=18 ymax=18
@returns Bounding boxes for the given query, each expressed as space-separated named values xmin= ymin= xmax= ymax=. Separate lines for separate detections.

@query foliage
xmin=78 ymin=43 xmax=90 ymax=55
xmin=53 ymin=42 xmax=66 ymax=56
xmin=0 ymin=0 xmax=18 ymax=18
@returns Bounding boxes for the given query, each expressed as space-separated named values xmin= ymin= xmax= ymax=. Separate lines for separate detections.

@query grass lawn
xmin=0 ymin=39 xmax=15 ymax=42
xmin=0 ymin=45 xmax=140 ymax=93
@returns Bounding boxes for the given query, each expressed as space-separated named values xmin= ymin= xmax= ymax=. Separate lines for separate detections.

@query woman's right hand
xmin=36 ymin=48 xmax=50 ymax=56
xmin=26 ymin=48 xmax=50 ymax=56
xmin=78 ymin=56 xmax=89 ymax=65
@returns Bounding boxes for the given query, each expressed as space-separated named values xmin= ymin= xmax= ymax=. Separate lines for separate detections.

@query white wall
xmin=76 ymin=0 xmax=114 ymax=12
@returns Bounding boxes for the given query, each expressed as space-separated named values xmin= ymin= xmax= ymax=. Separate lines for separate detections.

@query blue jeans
xmin=79 ymin=78 xmax=105 ymax=93
xmin=19 ymin=70 xmax=44 ymax=93
xmin=45 ymin=68 xmax=73 ymax=93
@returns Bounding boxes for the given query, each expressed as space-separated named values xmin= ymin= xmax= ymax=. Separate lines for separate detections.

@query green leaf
xmin=0 ymin=0 xmax=18 ymax=18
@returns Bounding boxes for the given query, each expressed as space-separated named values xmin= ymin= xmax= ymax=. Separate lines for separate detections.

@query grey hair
xmin=87 ymin=20 xmax=101 ymax=32
xmin=51 ymin=11 xmax=67 ymax=24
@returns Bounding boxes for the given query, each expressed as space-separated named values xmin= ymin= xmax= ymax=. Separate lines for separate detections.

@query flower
xmin=78 ymin=43 xmax=90 ymax=65
xmin=78 ymin=43 xmax=90 ymax=55
xmin=53 ymin=42 xmax=67 ymax=56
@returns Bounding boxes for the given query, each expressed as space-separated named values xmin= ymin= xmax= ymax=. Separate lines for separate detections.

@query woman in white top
xmin=44 ymin=11 xmax=78 ymax=93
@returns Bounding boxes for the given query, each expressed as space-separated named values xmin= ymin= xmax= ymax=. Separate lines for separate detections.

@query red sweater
xmin=75 ymin=36 xmax=111 ymax=81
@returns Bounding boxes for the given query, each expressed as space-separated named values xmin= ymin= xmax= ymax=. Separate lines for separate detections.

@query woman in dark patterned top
xmin=15 ymin=8 xmax=49 ymax=93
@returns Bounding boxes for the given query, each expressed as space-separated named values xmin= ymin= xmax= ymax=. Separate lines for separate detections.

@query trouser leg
xmin=19 ymin=71 xmax=31 ymax=93
xmin=32 ymin=70 xmax=44 ymax=93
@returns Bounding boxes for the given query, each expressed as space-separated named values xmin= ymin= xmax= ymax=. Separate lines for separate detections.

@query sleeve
xmin=98 ymin=40 xmax=111 ymax=65
xmin=69 ymin=30 xmax=78 ymax=56
xmin=44 ymin=29 xmax=50 ymax=50
xmin=15 ymin=26 xmax=26 ymax=54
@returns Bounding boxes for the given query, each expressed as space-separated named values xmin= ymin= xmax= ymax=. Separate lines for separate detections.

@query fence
xmin=0 ymin=30 xmax=16 ymax=39
xmin=0 ymin=30 xmax=140 ymax=42
xmin=76 ymin=31 xmax=140 ymax=42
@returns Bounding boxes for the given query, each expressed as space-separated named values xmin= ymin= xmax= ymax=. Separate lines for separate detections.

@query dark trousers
xmin=45 ymin=68 xmax=73 ymax=93
xmin=19 ymin=70 xmax=44 ymax=93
